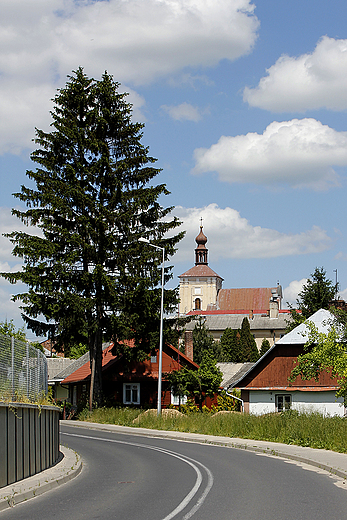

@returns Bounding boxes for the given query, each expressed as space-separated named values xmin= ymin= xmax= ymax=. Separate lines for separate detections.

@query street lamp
xmin=138 ymin=237 xmax=165 ymax=415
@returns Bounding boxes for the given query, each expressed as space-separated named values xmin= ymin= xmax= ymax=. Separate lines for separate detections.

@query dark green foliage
xmin=220 ymin=327 xmax=241 ymax=362
xmin=192 ymin=317 xmax=221 ymax=364
xmin=240 ymin=317 xmax=259 ymax=362
xmin=1 ymin=68 xmax=183 ymax=408
xmin=286 ymin=267 xmax=337 ymax=332
xmin=219 ymin=319 xmax=259 ymax=362
xmin=259 ymin=338 xmax=271 ymax=357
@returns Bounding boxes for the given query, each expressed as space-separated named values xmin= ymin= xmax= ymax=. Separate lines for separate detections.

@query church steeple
xmin=195 ymin=221 xmax=208 ymax=265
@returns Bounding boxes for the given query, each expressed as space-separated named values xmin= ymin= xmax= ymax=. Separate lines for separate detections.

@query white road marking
xmin=62 ymin=431 xmax=214 ymax=519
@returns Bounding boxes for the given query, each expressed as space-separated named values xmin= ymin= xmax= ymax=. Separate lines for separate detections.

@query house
xmin=228 ymin=309 xmax=346 ymax=417
xmin=54 ymin=339 xmax=199 ymax=409
xmin=47 ymin=357 xmax=75 ymax=401
xmin=179 ymin=224 xmax=289 ymax=349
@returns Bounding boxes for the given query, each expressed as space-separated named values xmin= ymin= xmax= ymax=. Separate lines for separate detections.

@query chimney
xmin=184 ymin=331 xmax=194 ymax=361
xmin=269 ymin=298 xmax=279 ymax=319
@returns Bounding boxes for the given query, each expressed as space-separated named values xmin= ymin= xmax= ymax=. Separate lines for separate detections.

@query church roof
xmin=217 ymin=287 xmax=279 ymax=311
xmin=179 ymin=264 xmax=223 ymax=279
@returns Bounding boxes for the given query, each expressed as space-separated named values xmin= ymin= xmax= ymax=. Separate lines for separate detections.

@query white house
xmin=230 ymin=309 xmax=346 ymax=417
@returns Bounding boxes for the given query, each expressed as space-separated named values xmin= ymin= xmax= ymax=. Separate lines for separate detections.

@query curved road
xmin=2 ymin=423 xmax=347 ymax=519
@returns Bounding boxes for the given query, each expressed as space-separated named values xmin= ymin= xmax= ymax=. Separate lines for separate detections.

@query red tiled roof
xmin=217 ymin=288 xmax=278 ymax=311
xmin=62 ymin=340 xmax=198 ymax=384
xmin=179 ymin=265 xmax=223 ymax=279
xmin=62 ymin=340 xmax=134 ymax=384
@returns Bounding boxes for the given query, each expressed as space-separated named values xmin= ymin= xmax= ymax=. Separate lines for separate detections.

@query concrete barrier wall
xmin=0 ymin=403 xmax=60 ymax=488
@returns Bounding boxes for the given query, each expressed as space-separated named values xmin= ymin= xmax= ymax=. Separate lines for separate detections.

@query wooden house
xmin=229 ymin=309 xmax=346 ymax=416
xmin=59 ymin=339 xmax=199 ymax=409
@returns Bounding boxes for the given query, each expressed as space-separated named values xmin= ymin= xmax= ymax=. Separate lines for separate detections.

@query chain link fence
xmin=0 ymin=334 xmax=48 ymax=402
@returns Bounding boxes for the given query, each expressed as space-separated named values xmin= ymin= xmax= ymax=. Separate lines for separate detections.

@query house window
xmin=123 ymin=383 xmax=140 ymax=405
xmin=171 ymin=389 xmax=188 ymax=406
xmin=275 ymin=394 xmax=291 ymax=412
xmin=151 ymin=355 xmax=157 ymax=363
xmin=194 ymin=298 xmax=201 ymax=310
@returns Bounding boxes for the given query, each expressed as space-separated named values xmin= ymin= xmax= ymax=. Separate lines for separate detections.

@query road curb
xmin=61 ymin=420 xmax=347 ymax=481
xmin=0 ymin=446 xmax=82 ymax=511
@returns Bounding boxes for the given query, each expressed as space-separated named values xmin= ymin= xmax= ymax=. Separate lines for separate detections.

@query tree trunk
xmin=89 ymin=328 xmax=103 ymax=410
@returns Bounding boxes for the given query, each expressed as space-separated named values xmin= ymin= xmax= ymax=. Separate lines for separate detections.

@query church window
xmin=194 ymin=298 xmax=201 ymax=310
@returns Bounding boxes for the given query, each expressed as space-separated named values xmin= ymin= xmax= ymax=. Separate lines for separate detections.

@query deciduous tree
xmin=289 ymin=317 xmax=347 ymax=403
xmin=166 ymin=351 xmax=222 ymax=411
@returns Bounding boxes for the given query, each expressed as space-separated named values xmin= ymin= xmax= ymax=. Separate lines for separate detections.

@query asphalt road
xmin=2 ymin=423 xmax=347 ymax=520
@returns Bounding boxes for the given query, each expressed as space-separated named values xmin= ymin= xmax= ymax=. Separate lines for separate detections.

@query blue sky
xmin=1 ymin=0 xmax=347 ymax=339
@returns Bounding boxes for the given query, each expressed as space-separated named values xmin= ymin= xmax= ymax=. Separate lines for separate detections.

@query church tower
xmin=179 ymin=224 xmax=223 ymax=314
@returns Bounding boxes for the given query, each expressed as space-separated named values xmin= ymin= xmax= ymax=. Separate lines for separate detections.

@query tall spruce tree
xmin=240 ymin=318 xmax=259 ymax=362
xmin=192 ymin=317 xmax=221 ymax=364
xmin=220 ymin=327 xmax=240 ymax=362
xmin=1 ymin=68 xmax=184 ymax=409
xmin=286 ymin=267 xmax=337 ymax=332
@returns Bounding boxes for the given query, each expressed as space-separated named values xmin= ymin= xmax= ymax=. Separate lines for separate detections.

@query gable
xmin=235 ymin=343 xmax=339 ymax=391
xmin=62 ymin=341 xmax=198 ymax=384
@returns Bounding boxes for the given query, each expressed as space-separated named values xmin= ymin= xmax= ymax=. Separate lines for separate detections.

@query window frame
xmin=171 ymin=389 xmax=188 ymax=406
xmin=275 ymin=393 xmax=291 ymax=412
xmin=123 ymin=383 xmax=140 ymax=405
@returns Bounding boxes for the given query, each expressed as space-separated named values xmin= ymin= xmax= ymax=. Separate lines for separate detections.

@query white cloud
xmin=192 ymin=118 xmax=347 ymax=190
xmin=172 ymin=204 xmax=333 ymax=261
xmin=283 ymin=279 xmax=307 ymax=307
xmin=161 ymin=102 xmax=207 ymax=122
xmin=0 ymin=0 xmax=258 ymax=154
xmin=243 ymin=36 xmax=347 ymax=112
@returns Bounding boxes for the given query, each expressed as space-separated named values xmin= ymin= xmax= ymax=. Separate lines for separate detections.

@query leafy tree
xmin=240 ymin=317 xmax=259 ymax=362
xmin=192 ymin=317 xmax=221 ymax=364
xmin=259 ymin=338 xmax=271 ymax=357
xmin=286 ymin=267 xmax=337 ymax=332
xmin=0 ymin=319 xmax=26 ymax=341
xmin=165 ymin=368 xmax=189 ymax=411
xmin=289 ymin=317 xmax=347 ymax=403
xmin=1 ymin=68 xmax=183 ymax=409
xmin=69 ymin=343 xmax=89 ymax=360
xmin=166 ymin=351 xmax=222 ymax=411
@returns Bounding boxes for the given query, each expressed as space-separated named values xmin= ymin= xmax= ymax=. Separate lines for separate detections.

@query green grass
xmin=78 ymin=407 xmax=347 ymax=454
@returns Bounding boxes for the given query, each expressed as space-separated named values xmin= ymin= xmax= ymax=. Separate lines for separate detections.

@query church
xmin=179 ymin=225 xmax=288 ymax=349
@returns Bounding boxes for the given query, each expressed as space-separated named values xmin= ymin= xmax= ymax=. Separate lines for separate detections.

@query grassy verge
xmin=77 ymin=407 xmax=347 ymax=454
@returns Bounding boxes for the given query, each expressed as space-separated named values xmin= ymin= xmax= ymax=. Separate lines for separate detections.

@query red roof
xmin=217 ymin=288 xmax=278 ymax=311
xmin=179 ymin=264 xmax=223 ymax=279
xmin=62 ymin=341 xmax=198 ymax=384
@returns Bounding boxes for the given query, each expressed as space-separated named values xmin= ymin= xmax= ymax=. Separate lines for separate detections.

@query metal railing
xmin=0 ymin=334 xmax=48 ymax=403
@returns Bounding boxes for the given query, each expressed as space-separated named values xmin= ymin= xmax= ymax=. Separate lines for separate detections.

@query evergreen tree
xmin=259 ymin=338 xmax=271 ymax=357
xmin=220 ymin=327 xmax=241 ymax=362
xmin=286 ymin=267 xmax=337 ymax=332
xmin=240 ymin=318 xmax=259 ymax=362
xmin=192 ymin=317 xmax=220 ymax=364
xmin=1 ymin=68 xmax=183 ymax=409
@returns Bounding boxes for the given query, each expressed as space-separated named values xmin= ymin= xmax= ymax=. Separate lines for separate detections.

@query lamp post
xmin=138 ymin=237 xmax=165 ymax=415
